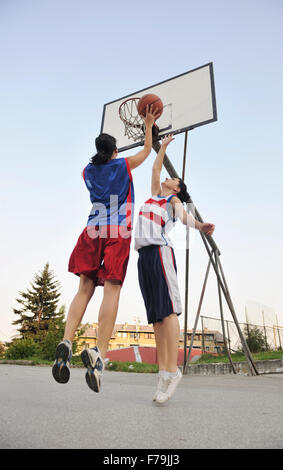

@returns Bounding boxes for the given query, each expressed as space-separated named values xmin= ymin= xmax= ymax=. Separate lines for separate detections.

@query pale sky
xmin=1 ymin=0 xmax=283 ymax=341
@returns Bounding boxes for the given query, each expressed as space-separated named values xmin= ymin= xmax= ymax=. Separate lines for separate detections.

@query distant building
xmin=79 ymin=322 xmax=155 ymax=350
xmin=77 ymin=322 xmax=225 ymax=354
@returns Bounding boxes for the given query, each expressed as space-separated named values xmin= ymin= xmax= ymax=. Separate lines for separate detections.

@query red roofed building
xmin=76 ymin=322 xmax=224 ymax=364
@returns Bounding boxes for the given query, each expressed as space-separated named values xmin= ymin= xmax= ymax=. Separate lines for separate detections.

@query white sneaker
xmin=165 ymin=368 xmax=182 ymax=400
xmin=153 ymin=375 xmax=170 ymax=402
xmin=155 ymin=369 xmax=182 ymax=403
xmin=81 ymin=347 xmax=104 ymax=393
xmin=155 ymin=390 xmax=170 ymax=404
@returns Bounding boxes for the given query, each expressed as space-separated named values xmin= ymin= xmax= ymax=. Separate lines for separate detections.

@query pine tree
xmin=12 ymin=263 xmax=62 ymax=342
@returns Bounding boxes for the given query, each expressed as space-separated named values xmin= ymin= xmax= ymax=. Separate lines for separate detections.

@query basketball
xmin=137 ymin=93 xmax=163 ymax=118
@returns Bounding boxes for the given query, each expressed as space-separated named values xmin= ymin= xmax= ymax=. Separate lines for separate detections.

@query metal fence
xmin=200 ymin=315 xmax=283 ymax=352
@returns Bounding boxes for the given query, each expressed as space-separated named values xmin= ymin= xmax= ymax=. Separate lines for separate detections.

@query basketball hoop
xmin=119 ymin=97 xmax=145 ymax=142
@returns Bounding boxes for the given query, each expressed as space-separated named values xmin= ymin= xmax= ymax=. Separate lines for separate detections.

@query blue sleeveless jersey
xmin=82 ymin=158 xmax=134 ymax=229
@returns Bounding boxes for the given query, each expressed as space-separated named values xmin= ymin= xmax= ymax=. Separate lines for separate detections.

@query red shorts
xmin=68 ymin=225 xmax=131 ymax=286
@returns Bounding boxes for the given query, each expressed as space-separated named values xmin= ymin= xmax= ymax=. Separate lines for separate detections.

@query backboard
xmin=100 ymin=62 xmax=217 ymax=153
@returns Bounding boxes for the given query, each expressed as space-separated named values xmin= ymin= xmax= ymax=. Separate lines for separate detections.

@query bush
xmin=5 ymin=338 xmax=41 ymax=360
xmin=0 ymin=342 xmax=6 ymax=357
xmin=243 ymin=325 xmax=269 ymax=353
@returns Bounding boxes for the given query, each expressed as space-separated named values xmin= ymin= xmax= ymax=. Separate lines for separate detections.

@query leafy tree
xmin=12 ymin=263 xmax=62 ymax=343
xmin=243 ymin=324 xmax=270 ymax=353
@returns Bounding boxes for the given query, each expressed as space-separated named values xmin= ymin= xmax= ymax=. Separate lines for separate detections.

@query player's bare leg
xmin=81 ymin=279 xmax=121 ymax=393
xmin=153 ymin=321 xmax=168 ymax=371
xmin=97 ymin=280 xmax=121 ymax=359
xmin=63 ymin=274 xmax=95 ymax=342
xmin=152 ymin=321 xmax=169 ymax=401
xmin=156 ymin=313 xmax=182 ymax=402
xmin=52 ymin=274 xmax=95 ymax=384
xmin=162 ymin=313 xmax=180 ymax=372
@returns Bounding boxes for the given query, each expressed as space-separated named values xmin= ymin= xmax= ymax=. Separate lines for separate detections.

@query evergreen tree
xmin=12 ymin=263 xmax=62 ymax=342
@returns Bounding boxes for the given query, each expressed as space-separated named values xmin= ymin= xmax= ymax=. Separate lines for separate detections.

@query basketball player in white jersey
xmin=134 ymin=134 xmax=215 ymax=403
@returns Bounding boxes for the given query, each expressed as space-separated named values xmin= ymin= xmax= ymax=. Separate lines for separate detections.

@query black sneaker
xmin=81 ymin=346 xmax=104 ymax=393
xmin=52 ymin=340 xmax=72 ymax=384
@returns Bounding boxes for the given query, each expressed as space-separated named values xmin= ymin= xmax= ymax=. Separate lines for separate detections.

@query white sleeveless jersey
xmin=134 ymin=195 xmax=177 ymax=251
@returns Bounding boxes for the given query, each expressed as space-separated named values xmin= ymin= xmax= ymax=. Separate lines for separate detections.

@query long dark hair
xmin=176 ymin=178 xmax=191 ymax=203
xmin=91 ymin=133 xmax=117 ymax=165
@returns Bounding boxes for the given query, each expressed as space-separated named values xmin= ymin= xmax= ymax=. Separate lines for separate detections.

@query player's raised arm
xmin=126 ymin=105 xmax=161 ymax=171
xmin=170 ymin=196 xmax=215 ymax=235
xmin=151 ymin=134 xmax=174 ymax=196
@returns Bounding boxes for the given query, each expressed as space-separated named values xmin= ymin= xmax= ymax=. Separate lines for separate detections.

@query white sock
xmin=159 ymin=370 xmax=167 ymax=378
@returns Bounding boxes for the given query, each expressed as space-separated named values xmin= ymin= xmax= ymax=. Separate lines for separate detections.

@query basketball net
xmin=119 ymin=98 xmax=145 ymax=141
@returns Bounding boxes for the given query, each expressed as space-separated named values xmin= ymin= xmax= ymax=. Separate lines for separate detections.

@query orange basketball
xmin=137 ymin=93 xmax=163 ymax=118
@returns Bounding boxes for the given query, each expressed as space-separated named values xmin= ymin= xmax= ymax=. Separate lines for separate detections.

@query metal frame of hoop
xmin=119 ymin=97 xmax=146 ymax=142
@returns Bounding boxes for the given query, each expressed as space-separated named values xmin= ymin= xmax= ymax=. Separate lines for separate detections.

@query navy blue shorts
xmin=137 ymin=245 xmax=183 ymax=324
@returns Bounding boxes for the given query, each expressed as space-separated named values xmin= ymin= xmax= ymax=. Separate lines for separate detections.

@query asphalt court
xmin=1 ymin=365 xmax=283 ymax=449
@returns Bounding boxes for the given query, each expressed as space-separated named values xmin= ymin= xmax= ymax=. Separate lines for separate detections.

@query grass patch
xmin=194 ymin=350 xmax=283 ymax=364
xmin=29 ymin=357 xmax=54 ymax=365
xmin=253 ymin=350 xmax=283 ymax=360
xmin=106 ymin=360 xmax=159 ymax=373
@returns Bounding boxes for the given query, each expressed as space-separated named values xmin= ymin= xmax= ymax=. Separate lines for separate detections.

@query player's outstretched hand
xmin=161 ymin=134 xmax=174 ymax=147
xmin=199 ymin=223 xmax=215 ymax=236
xmin=144 ymin=104 xmax=161 ymax=128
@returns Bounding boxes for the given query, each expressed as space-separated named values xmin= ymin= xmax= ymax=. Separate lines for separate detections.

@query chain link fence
xmin=200 ymin=315 xmax=283 ymax=352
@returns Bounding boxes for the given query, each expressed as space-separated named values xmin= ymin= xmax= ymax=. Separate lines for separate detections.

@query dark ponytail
xmin=91 ymin=133 xmax=117 ymax=165
xmin=176 ymin=178 xmax=191 ymax=204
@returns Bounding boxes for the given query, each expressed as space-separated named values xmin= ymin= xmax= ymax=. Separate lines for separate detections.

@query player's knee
xmin=163 ymin=313 xmax=177 ymax=323
xmin=104 ymin=279 xmax=121 ymax=292
xmin=79 ymin=275 xmax=95 ymax=296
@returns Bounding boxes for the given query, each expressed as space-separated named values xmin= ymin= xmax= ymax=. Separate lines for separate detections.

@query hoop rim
xmin=118 ymin=97 xmax=143 ymax=127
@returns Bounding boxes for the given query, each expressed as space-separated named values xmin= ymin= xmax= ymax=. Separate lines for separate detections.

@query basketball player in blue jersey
xmin=52 ymin=105 xmax=160 ymax=393
xmin=135 ymin=134 xmax=215 ymax=403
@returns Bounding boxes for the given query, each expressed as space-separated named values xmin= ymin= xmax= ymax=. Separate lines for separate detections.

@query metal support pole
xmin=180 ymin=131 xmax=189 ymax=373
xmin=226 ymin=320 xmax=231 ymax=354
xmin=185 ymin=259 xmax=211 ymax=371
xmin=214 ymin=253 xmax=237 ymax=374
xmin=279 ymin=327 xmax=282 ymax=350
xmin=183 ymin=227 xmax=190 ymax=373
xmin=201 ymin=316 xmax=205 ymax=353
xmin=182 ymin=131 xmax=188 ymax=180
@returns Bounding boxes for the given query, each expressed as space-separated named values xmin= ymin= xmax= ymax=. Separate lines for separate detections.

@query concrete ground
xmin=0 ymin=365 xmax=283 ymax=449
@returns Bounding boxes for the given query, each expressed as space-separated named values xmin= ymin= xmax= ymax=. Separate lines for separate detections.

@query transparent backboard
xmin=101 ymin=62 xmax=217 ymax=152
